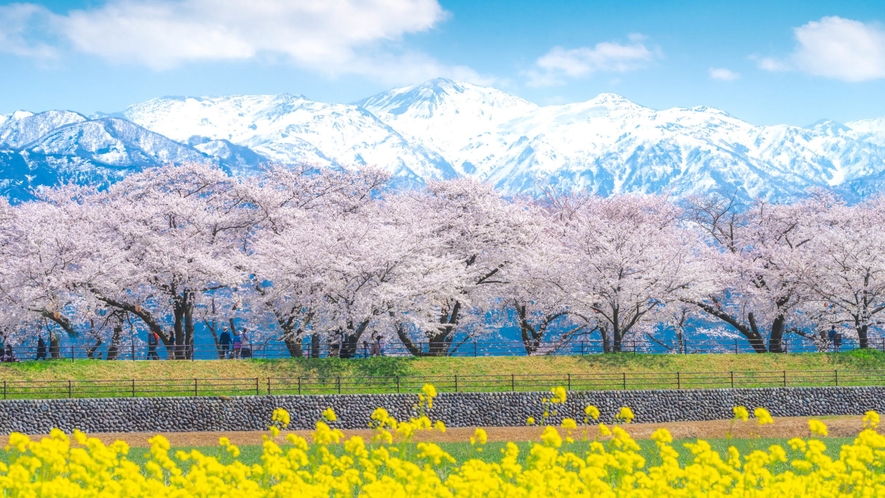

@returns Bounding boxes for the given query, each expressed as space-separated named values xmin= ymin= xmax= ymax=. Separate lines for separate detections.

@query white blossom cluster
xmin=0 ymin=163 xmax=882 ymax=357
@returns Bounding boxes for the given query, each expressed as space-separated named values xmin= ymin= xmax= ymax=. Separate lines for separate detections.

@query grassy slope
xmin=0 ymin=349 xmax=883 ymax=383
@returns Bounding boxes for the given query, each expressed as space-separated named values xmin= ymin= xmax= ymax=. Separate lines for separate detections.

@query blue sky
xmin=0 ymin=0 xmax=884 ymax=125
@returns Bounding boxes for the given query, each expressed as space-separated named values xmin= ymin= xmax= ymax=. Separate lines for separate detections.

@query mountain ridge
xmin=4 ymin=78 xmax=885 ymax=201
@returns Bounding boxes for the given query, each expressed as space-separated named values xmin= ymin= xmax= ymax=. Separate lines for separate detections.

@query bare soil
xmin=0 ymin=415 xmax=867 ymax=448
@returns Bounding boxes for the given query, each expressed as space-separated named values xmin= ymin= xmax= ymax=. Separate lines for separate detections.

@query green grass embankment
xmin=0 ymin=350 xmax=882 ymax=399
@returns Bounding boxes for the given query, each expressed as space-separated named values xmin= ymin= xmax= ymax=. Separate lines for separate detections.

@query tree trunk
xmin=858 ymin=322 xmax=869 ymax=349
xmin=768 ymin=314 xmax=787 ymax=353
xmin=106 ymin=324 xmax=122 ymax=360
xmin=339 ymin=320 xmax=370 ymax=359
xmin=517 ymin=305 xmax=542 ymax=355
xmin=310 ymin=334 xmax=320 ymax=358
xmin=184 ymin=297 xmax=195 ymax=359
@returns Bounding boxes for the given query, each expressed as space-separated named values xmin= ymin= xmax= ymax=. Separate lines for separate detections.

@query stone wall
xmin=0 ymin=386 xmax=880 ymax=433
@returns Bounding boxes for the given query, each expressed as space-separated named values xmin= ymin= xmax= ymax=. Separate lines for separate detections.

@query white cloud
xmin=792 ymin=16 xmax=885 ymax=81
xmin=0 ymin=0 xmax=491 ymax=86
xmin=708 ymin=67 xmax=739 ymax=81
xmin=0 ymin=3 xmax=58 ymax=58
xmin=527 ymin=37 xmax=659 ymax=87
xmin=753 ymin=56 xmax=790 ymax=72
xmin=757 ymin=16 xmax=885 ymax=81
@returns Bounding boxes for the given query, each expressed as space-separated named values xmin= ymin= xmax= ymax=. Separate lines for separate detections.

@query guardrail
xmin=0 ymin=370 xmax=882 ymax=400
xmin=3 ymin=335 xmax=880 ymax=362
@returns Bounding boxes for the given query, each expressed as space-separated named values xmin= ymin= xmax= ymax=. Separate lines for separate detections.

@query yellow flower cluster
xmin=2 ymin=389 xmax=885 ymax=496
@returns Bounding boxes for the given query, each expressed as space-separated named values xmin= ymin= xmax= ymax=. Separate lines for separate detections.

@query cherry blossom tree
xmin=553 ymin=194 xmax=706 ymax=352
xmin=392 ymin=179 xmax=534 ymax=356
xmin=801 ymin=196 xmax=885 ymax=348
xmin=684 ymin=193 xmax=827 ymax=353
xmin=72 ymin=163 xmax=255 ymax=359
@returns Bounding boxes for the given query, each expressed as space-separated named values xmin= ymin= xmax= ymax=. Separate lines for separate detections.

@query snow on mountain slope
xmin=0 ymin=117 xmax=217 ymax=201
xmin=122 ymin=94 xmax=457 ymax=182
xmin=6 ymin=79 xmax=885 ymax=201
xmin=27 ymin=118 xmax=209 ymax=167
xmin=0 ymin=110 xmax=88 ymax=149
xmin=359 ymin=78 xmax=538 ymax=176
xmin=360 ymin=84 xmax=885 ymax=198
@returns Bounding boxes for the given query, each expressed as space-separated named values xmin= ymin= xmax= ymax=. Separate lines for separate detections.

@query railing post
xmin=298 ymin=377 xmax=302 ymax=396
xmin=622 ymin=373 xmax=626 ymax=390
xmin=835 ymin=369 xmax=838 ymax=387
xmin=473 ymin=340 xmax=477 ymax=357
xmin=677 ymin=372 xmax=680 ymax=390
xmin=68 ymin=380 xmax=72 ymax=398
xmin=337 ymin=376 xmax=341 ymax=394
xmin=3 ymin=380 xmax=6 ymax=400
xmin=267 ymin=378 xmax=271 ymax=395
xmin=567 ymin=373 xmax=571 ymax=391
xmin=255 ymin=378 xmax=259 ymax=396
xmin=454 ymin=375 xmax=458 ymax=393
xmin=131 ymin=379 xmax=135 ymax=398
xmin=730 ymin=371 xmax=734 ymax=389
xmin=511 ymin=374 xmax=515 ymax=392
xmin=194 ymin=378 xmax=198 ymax=397
xmin=783 ymin=370 xmax=787 ymax=388
xmin=396 ymin=376 xmax=400 ymax=393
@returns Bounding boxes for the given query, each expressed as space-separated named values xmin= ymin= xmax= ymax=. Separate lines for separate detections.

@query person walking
xmin=49 ymin=333 xmax=60 ymax=359
xmin=828 ymin=326 xmax=837 ymax=352
xmin=232 ymin=330 xmax=243 ymax=359
xmin=219 ymin=328 xmax=232 ymax=359
xmin=834 ymin=329 xmax=843 ymax=353
xmin=147 ymin=331 xmax=160 ymax=360
xmin=240 ymin=328 xmax=251 ymax=359
xmin=36 ymin=336 xmax=47 ymax=360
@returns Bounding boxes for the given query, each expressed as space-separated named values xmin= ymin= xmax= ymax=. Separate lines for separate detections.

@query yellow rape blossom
xmin=864 ymin=410 xmax=880 ymax=430
xmin=616 ymin=406 xmax=635 ymax=424
xmin=808 ymin=419 xmax=828 ymax=437
xmin=2 ymin=383 xmax=885 ymax=497
xmin=754 ymin=407 xmax=774 ymax=425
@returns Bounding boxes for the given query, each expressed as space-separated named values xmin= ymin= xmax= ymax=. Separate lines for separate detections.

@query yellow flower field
xmin=0 ymin=386 xmax=883 ymax=497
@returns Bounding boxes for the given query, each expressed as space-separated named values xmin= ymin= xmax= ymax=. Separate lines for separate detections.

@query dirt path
xmin=0 ymin=415 xmax=869 ymax=448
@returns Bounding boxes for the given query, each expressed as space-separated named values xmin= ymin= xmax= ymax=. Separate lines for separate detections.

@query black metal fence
xmin=0 ymin=369 xmax=883 ymax=400
xmin=4 ymin=335 xmax=881 ymax=363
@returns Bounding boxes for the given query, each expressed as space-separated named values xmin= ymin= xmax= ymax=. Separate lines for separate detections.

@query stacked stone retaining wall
xmin=0 ymin=386 xmax=880 ymax=433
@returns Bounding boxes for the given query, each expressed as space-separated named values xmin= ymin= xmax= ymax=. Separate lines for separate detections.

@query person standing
xmin=240 ymin=328 xmax=251 ymax=359
xmin=147 ymin=331 xmax=160 ymax=360
xmin=219 ymin=328 xmax=232 ymax=359
xmin=232 ymin=330 xmax=242 ymax=359
xmin=36 ymin=336 xmax=47 ymax=360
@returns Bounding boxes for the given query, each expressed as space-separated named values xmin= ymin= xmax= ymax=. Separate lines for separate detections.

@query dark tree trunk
xmin=310 ymin=334 xmax=320 ymax=358
xmin=768 ymin=314 xmax=787 ymax=353
xmin=858 ymin=322 xmax=869 ymax=349
xmin=107 ymin=324 xmax=122 ymax=360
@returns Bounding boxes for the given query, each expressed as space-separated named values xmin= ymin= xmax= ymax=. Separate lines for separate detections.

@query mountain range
xmin=3 ymin=78 xmax=885 ymax=201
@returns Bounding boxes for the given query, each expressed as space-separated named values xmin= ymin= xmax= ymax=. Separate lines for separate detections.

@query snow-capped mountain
xmin=358 ymin=79 xmax=538 ymax=176
xmin=122 ymin=93 xmax=457 ymax=184
xmin=0 ymin=111 xmax=218 ymax=200
xmin=6 ymin=77 xmax=885 ymax=201
xmin=362 ymin=82 xmax=885 ymax=198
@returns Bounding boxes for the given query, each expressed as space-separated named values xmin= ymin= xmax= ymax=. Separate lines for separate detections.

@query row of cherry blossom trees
xmin=1 ymin=163 xmax=883 ymax=358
